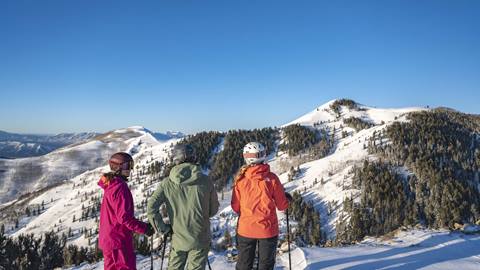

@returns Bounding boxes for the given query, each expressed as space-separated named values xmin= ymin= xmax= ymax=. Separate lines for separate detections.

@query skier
xmin=98 ymin=152 xmax=155 ymax=270
xmin=147 ymin=144 xmax=219 ymax=270
xmin=232 ymin=142 xmax=291 ymax=270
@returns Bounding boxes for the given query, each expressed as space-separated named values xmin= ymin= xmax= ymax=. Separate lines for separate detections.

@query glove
xmin=145 ymin=223 xmax=155 ymax=237
xmin=285 ymin=192 xmax=293 ymax=202
xmin=162 ymin=224 xmax=172 ymax=235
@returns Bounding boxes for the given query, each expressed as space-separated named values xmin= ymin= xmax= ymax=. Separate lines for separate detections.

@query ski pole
xmin=286 ymin=208 xmax=291 ymax=270
xmin=207 ymin=243 xmax=213 ymax=270
xmin=255 ymin=240 xmax=259 ymax=270
xmin=150 ymin=235 xmax=154 ymax=270
xmin=207 ymin=256 xmax=212 ymax=270
xmin=160 ymin=233 xmax=168 ymax=270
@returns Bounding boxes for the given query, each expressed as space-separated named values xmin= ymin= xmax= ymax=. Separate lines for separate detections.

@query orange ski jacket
xmin=231 ymin=164 xmax=289 ymax=239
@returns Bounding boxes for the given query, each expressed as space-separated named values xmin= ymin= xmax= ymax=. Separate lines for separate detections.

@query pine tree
xmin=63 ymin=244 xmax=78 ymax=266
xmin=39 ymin=231 xmax=65 ymax=269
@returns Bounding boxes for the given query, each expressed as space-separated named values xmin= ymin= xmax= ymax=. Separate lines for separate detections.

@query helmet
xmin=109 ymin=152 xmax=134 ymax=172
xmin=172 ymin=144 xmax=196 ymax=165
xmin=243 ymin=142 xmax=266 ymax=165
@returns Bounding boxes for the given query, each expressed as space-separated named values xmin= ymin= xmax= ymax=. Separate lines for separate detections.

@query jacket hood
xmin=245 ymin=163 xmax=271 ymax=181
xmin=169 ymin=163 xmax=204 ymax=185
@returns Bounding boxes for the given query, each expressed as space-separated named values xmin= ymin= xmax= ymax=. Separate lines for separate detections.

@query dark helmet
xmin=172 ymin=144 xmax=196 ymax=165
xmin=109 ymin=152 xmax=134 ymax=172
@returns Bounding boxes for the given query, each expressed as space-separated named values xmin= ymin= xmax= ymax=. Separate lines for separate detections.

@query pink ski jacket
xmin=98 ymin=175 xmax=147 ymax=251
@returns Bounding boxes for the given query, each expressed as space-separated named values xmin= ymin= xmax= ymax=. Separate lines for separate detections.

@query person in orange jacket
xmin=231 ymin=142 xmax=291 ymax=270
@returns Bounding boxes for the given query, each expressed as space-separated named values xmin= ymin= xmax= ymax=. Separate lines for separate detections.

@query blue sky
xmin=0 ymin=0 xmax=479 ymax=134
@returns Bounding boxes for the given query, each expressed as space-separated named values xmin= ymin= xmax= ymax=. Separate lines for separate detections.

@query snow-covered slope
xmin=6 ymin=136 xmax=179 ymax=249
xmin=1 ymin=100 xmax=425 ymax=240
xmin=68 ymin=229 xmax=480 ymax=270
xmin=4 ymin=99 xmax=479 ymax=270
xmin=274 ymin=100 xmax=425 ymax=238
xmin=0 ymin=126 xmax=159 ymax=204
xmin=281 ymin=229 xmax=480 ymax=270
xmin=0 ymin=131 xmax=98 ymax=158
xmin=285 ymin=99 xmax=424 ymax=127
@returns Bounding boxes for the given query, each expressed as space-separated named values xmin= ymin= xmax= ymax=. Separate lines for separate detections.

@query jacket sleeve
xmin=231 ymin=184 xmax=241 ymax=214
xmin=112 ymin=184 xmax=147 ymax=234
xmin=147 ymin=181 xmax=168 ymax=233
xmin=209 ymin=182 xmax=220 ymax=217
xmin=272 ymin=174 xmax=289 ymax=211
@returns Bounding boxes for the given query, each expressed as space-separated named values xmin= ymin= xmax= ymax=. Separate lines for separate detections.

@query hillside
xmin=1 ymin=99 xmax=480 ymax=269
xmin=0 ymin=131 xmax=98 ymax=158
xmin=0 ymin=126 xmax=163 ymax=205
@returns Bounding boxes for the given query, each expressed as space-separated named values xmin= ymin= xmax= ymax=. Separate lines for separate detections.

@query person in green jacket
xmin=147 ymin=144 xmax=219 ymax=270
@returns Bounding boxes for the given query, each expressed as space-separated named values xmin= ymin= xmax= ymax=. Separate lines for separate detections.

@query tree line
xmin=0 ymin=225 xmax=102 ymax=270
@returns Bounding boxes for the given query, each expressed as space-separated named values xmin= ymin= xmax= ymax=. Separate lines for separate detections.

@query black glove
xmin=285 ymin=192 xmax=293 ymax=202
xmin=145 ymin=223 xmax=155 ymax=237
xmin=162 ymin=224 xmax=172 ymax=235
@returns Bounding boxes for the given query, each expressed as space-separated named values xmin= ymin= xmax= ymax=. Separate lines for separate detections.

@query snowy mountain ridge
xmin=0 ymin=128 xmax=184 ymax=159
xmin=0 ymin=131 xmax=99 ymax=158
xmin=0 ymin=126 xmax=158 ymax=205
xmin=2 ymin=99 xmax=422 ymax=238
xmin=1 ymin=99 xmax=480 ymax=269
xmin=285 ymin=99 xmax=425 ymax=127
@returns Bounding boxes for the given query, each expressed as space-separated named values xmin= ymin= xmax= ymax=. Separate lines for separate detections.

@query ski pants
xmin=236 ymin=235 xmax=278 ymax=270
xmin=168 ymin=246 xmax=209 ymax=270
xmin=103 ymin=248 xmax=136 ymax=270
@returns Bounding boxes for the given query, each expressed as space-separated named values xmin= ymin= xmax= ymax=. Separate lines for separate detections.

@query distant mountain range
xmin=0 ymin=129 xmax=184 ymax=159
xmin=0 ymin=131 xmax=99 ymax=158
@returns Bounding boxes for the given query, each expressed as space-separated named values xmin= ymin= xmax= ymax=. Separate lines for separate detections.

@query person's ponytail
xmin=234 ymin=165 xmax=251 ymax=186
xmin=101 ymin=171 xmax=121 ymax=186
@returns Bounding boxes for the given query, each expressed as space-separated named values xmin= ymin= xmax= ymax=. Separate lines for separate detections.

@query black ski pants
xmin=236 ymin=234 xmax=278 ymax=270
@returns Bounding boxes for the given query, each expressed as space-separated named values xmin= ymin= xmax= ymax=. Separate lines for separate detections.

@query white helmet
xmin=243 ymin=142 xmax=266 ymax=165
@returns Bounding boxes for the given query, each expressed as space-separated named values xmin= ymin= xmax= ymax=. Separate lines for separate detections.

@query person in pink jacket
xmin=98 ymin=152 xmax=154 ymax=270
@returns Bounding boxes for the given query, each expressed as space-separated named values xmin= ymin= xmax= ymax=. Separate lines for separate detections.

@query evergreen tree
xmin=39 ymin=231 xmax=65 ymax=269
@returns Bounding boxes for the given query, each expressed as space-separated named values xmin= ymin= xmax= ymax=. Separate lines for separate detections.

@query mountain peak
xmin=285 ymin=98 xmax=425 ymax=127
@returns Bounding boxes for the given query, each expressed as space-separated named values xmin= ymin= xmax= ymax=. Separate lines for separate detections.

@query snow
xmin=0 ymin=126 xmax=159 ymax=204
xmin=4 ymin=99 xmax=479 ymax=270
xmin=66 ymin=228 xmax=480 ymax=269
xmin=0 ymin=131 xmax=98 ymax=158
xmin=285 ymin=100 xmax=425 ymax=127
xmin=284 ymin=99 xmax=338 ymax=127
xmin=271 ymin=100 xmax=427 ymax=238
xmin=6 ymin=137 xmax=179 ymax=248
xmin=286 ymin=230 xmax=480 ymax=270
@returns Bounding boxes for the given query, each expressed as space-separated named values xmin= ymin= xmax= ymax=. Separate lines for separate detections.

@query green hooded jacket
xmin=147 ymin=163 xmax=219 ymax=250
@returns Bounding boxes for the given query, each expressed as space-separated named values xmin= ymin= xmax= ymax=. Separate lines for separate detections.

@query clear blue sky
xmin=1 ymin=0 xmax=479 ymax=134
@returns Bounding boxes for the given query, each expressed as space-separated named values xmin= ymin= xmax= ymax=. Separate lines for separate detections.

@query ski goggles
xmin=109 ymin=159 xmax=134 ymax=171
xmin=243 ymin=150 xmax=266 ymax=159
